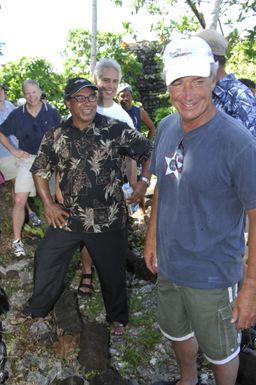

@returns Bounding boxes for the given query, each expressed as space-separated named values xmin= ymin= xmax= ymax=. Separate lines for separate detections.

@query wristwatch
xmin=141 ymin=176 xmax=150 ymax=187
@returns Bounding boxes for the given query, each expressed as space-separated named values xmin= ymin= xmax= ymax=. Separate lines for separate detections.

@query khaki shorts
xmin=157 ymin=274 xmax=241 ymax=364
xmin=0 ymin=155 xmax=17 ymax=181
xmin=15 ymin=156 xmax=36 ymax=197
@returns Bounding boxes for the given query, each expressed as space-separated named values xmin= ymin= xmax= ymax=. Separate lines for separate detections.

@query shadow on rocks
xmin=54 ymin=288 xmax=84 ymax=335
xmin=126 ymin=249 xmax=156 ymax=283
xmin=90 ymin=368 xmax=132 ymax=385
xmin=52 ymin=289 xmax=134 ymax=383
xmin=53 ymin=289 xmax=83 ymax=358
xmin=78 ymin=322 xmax=109 ymax=372
xmin=51 ymin=375 xmax=87 ymax=385
xmin=53 ymin=289 xmax=116 ymax=375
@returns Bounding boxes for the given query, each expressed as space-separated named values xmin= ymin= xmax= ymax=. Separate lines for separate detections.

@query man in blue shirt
xmin=0 ymin=84 xmax=42 ymax=229
xmin=0 ymin=79 xmax=61 ymax=257
xmin=145 ymin=36 xmax=256 ymax=385
xmin=195 ymin=28 xmax=256 ymax=136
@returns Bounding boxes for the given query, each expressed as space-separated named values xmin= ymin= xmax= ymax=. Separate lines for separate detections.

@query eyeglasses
xmin=69 ymin=93 xmax=97 ymax=103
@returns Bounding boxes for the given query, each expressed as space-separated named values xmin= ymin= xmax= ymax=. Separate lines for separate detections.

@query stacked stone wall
xmin=127 ymin=41 xmax=168 ymax=117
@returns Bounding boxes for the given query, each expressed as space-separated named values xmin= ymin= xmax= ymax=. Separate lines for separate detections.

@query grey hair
xmin=210 ymin=62 xmax=219 ymax=79
xmin=94 ymin=58 xmax=122 ymax=82
xmin=22 ymin=79 xmax=41 ymax=93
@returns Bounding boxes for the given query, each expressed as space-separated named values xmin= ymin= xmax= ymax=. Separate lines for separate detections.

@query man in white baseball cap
xmin=163 ymin=36 xmax=215 ymax=86
xmin=145 ymin=36 xmax=256 ymax=385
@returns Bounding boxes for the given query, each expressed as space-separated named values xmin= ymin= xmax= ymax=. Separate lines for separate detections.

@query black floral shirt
xmin=31 ymin=113 xmax=152 ymax=233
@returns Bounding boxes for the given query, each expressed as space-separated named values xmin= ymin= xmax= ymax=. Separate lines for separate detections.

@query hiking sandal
xmin=110 ymin=321 xmax=126 ymax=336
xmin=77 ymin=273 xmax=93 ymax=296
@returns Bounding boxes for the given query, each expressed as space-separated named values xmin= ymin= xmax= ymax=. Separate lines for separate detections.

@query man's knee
xmin=14 ymin=193 xmax=28 ymax=208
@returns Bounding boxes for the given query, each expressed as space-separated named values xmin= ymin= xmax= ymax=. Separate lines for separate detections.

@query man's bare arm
xmin=0 ymin=132 xmax=29 ymax=159
xmin=232 ymin=207 xmax=256 ymax=329
xmin=144 ymin=183 xmax=158 ymax=274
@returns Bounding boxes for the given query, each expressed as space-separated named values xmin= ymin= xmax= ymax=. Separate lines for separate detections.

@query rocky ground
xmin=0 ymin=182 xmax=217 ymax=385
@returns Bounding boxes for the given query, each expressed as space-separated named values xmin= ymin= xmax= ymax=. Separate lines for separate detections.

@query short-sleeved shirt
xmin=97 ymin=102 xmax=135 ymax=128
xmin=31 ymin=113 xmax=152 ymax=233
xmin=0 ymin=100 xmax=17 ymax=157
xmin=0 ymin=100 xmax=15 ymax=124
xmin=0 ymin=102 xmax=61 ymax=154
xmin=213 ymin=73 xmax=256 ymax=136
xmin=151 ymin=110 xmax=256 ymax=289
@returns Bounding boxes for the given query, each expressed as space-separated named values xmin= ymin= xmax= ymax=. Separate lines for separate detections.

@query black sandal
xmin=77 ymin=273 xmax=93 ymax=296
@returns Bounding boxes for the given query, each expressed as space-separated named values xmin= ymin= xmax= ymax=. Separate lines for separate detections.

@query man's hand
xmin=231 ymin=278 xmax=256 ymax=330
xmin=144 ymin=238 xmax=158 ymax=275
xmin=12 ymin=148 xmax=30 ymax=159
xmin=128 ymin=180 xmax=148 ymax=204
xmin=43 ymin=202 xmax=70 ymax=229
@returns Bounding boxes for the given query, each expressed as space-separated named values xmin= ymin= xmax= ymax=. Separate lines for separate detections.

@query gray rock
xmin=27 ymin=370 xmax=49 ymax=385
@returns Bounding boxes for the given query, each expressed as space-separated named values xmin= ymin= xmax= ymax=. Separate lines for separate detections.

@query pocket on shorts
xmin=218 ymin=304 xmax=238 ymax=358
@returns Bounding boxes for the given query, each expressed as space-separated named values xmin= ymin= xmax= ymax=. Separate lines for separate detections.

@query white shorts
xmin=15 ymin=156 xmax=36 ymax=197
xmin=0 ymin=155 xmax=17 ymax=181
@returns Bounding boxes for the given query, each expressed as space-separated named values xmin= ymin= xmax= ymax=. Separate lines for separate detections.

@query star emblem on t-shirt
xmin=165 ymin=147 xmax=184 ymax=179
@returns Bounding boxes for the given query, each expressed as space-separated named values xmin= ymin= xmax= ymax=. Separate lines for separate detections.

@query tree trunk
xmin=209 ymin=0 xmax=222 ymax=30
xmin=186 ymin=0 xmax=206 ymax=28
xmin=91 ymin=0 xmax=97 ymax=76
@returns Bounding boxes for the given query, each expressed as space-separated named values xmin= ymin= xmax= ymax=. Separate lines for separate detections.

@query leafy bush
xmin=153 ymin=105 xmax=176 ymax=126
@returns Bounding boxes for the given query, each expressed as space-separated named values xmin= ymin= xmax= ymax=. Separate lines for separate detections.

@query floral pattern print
xmin=213 ymin=73 xmax=256 ymax=136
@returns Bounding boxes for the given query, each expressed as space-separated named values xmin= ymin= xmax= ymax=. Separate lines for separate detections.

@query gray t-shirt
xmin=151 ymin=110 xmax=256 ymax=289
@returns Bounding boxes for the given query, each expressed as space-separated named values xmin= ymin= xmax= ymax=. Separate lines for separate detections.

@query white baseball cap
xmin=117 ymin=82 xmax=132 ymax=95
xmin=163 ymin=36 xmax=215 ymax=86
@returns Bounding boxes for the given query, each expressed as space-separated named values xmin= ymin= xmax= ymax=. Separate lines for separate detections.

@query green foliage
xmin=137 ymin=328 xmax=162 ymax=346
xmin=121 ymin=346 xmax=142 ymax=368
xmin=153 ymin=105 xmax=176 ymax=126
xmin=227 ymin=38 xmax=256 ymax=82
xmin=0 ymin=57 xmax=67 ymax=116
xmin=117 ymin=291 xmax=161 ymax=371
xmin=62 ymin=29 xmax=142 ymax=86
xmin=23 ymin=223 xmax=45 ymax=238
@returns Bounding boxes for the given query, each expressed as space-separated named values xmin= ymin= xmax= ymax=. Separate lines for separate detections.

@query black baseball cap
xmin=64 ymin=77 xmax=98 ymax=98
xmin=0 ymin=84 xmax=8 ymax=91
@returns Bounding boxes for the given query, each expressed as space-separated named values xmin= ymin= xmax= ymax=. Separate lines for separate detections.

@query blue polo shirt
xmin=0 ymin=102 xmax=61 ymax=154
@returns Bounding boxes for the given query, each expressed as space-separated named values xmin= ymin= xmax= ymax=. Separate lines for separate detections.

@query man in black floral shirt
xmin=17 ymin=77 xmax=152 ymax=333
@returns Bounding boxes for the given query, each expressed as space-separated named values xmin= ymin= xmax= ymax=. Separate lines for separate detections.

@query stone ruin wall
xmin=127 ymin=41 xmax=168 ymax=118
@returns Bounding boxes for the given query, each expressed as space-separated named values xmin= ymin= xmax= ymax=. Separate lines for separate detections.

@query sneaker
xmin=29 ymin=212 xmax=41 ymax=227
xmin=12 ymin=239 xmax=26 ymax=257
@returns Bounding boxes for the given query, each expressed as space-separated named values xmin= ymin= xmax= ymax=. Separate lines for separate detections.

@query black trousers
xmin=23 ymin=226 xmax=128 ymax=324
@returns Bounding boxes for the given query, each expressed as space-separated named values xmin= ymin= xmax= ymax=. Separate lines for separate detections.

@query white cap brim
xmin=165 ymin=59 xmax=211 ymax=86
